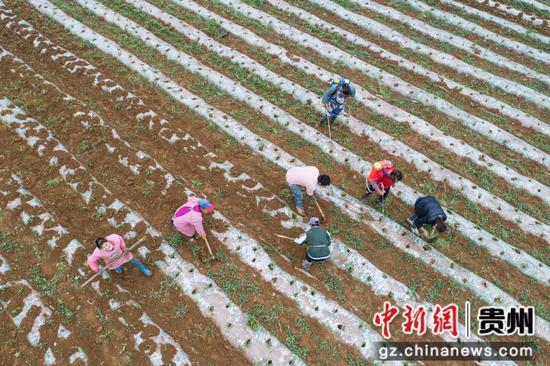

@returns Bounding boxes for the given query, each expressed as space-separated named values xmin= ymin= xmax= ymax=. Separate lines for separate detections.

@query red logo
xmin=402 ymin=305 xmax=427 ymax=336
xmin=373 ymin=301 xmax=400 ymax=339
xmin=432 ymin=304 xmax=459 ymax=338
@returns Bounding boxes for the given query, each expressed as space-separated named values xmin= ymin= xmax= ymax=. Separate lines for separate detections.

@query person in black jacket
xmin=407 ymin=196 xmax=447 ymax=239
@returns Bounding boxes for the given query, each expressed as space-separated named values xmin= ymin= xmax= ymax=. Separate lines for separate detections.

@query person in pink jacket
xmin=171 ymin=195 xmax=215 ymax=240
xmin=87 ymin=234 xmax=151 ymax=276
xmin=285 ymin=166 xmax=331 ymax=216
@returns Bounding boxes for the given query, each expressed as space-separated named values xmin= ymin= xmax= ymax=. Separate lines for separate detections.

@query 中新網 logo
xmin=373 ymin=301 xmax=535 ymax=339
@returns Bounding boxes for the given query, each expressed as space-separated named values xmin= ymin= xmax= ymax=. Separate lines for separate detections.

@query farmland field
xmin=0 ymin=0 xmax=548 ymax=365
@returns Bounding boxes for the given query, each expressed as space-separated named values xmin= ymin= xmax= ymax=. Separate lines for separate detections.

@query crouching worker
xmin=88 ymin=234 xmax=151 ymax=276
xmin=407 ymin=196 xmax=448 ymax=240
xmin=172 ymin=194 xmax=215 ymax=241
xmin=362 ymin=160 xmax=402 ymax=206
xmin=286 ymin=166 xmax=331 ymax=216
xmin=294 ymin=217 xmax=332 ymax=270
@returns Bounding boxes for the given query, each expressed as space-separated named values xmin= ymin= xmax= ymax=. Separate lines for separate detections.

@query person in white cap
xmin=294 ymin=217 xmax=332 ymax=270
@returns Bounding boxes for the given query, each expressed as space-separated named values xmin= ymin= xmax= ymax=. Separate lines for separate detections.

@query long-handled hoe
xmin=327 ymin=113 xmax=332 ymax=140
xmin=275 ymin=234 xmax=295 ymax=241
xmin=314 ymin=199 xmax=327 ymax=222
xmin=378 ymin=183 xmax=386 ymax=214
xmin=202 ymin=236 xmax=216 ymax=261
xmin=275 ymin=234 xmax=321 ymax=280
xmin=80 ymin=237 xmax=146 ymax=288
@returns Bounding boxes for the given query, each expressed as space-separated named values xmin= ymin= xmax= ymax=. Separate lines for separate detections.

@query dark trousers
xmin=363 ymin=184 xmax=390 ymax=202
xmin=408 ymin=212 xmax=421 ymax=229
xmin=305 ymin=253 xmax=328 ymax=263
xmin=319 ymin=114 xmax=338 ymax=125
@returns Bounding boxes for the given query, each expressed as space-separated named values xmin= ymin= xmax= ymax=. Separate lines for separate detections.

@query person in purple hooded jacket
xmin=172 ymin=195 xmax=215 ymax=241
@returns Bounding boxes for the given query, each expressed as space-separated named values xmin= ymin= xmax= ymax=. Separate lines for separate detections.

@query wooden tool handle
xmin=80 ymin=237 xmax=146 ymax=288
xmin=203 ymin=236 xmax=215 ymax=259
xmin=315 ymin=200 xmax=326 ymax=219
xmin=275 ymin=234 xmax=295 ymax=241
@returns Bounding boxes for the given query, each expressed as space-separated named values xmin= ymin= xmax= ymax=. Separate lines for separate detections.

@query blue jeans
xmin=115 ymin=258 xmax=149 ymax=274
xmin=408 ymin=213 xmax=419 ymax=229
xmin=289 ymin=184 xmax=303 ymax=209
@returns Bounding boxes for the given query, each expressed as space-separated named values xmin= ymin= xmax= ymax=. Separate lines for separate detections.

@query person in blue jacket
xmin=320 ymin=78 xmax=356 ymax=126
xmin=407 ymin=196 xmax=448 ymax=240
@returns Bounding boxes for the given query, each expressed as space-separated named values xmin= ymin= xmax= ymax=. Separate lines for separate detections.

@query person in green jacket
xmin=294 ymin=217 xmax=332 ymax=270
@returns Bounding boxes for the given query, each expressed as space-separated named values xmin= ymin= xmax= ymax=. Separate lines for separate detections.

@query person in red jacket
xmin=361 ymin=160 xmax=402 ymax=205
